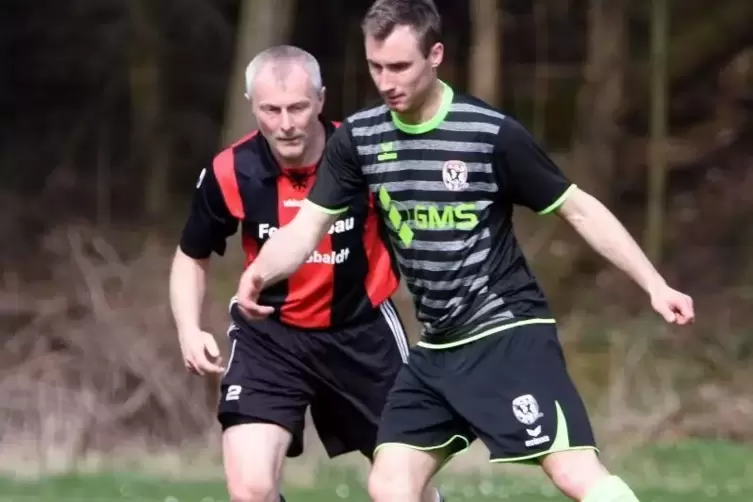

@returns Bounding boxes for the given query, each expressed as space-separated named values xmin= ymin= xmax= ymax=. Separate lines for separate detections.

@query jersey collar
xmin=256 ymin=116 xmax=336 ymax=180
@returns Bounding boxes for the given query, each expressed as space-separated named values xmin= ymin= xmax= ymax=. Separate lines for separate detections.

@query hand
xmin=178 ymin=328 xmax=225 ymax=375
xmin=235 ymin=265 xmax=275 ymax=321
xmin=650 ymin=284 xmax=695 ymax=325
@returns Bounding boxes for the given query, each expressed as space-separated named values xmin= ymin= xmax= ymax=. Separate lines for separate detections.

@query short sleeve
xmin=494 ymin=118 xmax=576 ymax=214
xmin=307 ymin=124 xmax=365 ymax=213
xmin=179 ymin=166 xmax=239 ymax=259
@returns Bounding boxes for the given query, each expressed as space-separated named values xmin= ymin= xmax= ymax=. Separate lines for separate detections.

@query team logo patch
xmin=512 ymin=394 xmax=543 ymax=425
xmin=442 ymin=160 xmax=469 ymax=191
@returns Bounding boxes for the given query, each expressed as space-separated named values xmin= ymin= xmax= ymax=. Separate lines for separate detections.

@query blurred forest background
xmin=2 ymin=0 xmax=753 ymax=479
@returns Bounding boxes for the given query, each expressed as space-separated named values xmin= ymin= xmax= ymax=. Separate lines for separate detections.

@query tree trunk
xmin=129 ymin=0 xmax=169 ymax=224
xmin=644 ymin=0 xmax=668 ymax=264
xmin=569 ymin=0 xmax=627 ymax=202
xmin=468 ymin=0 xmax=502 ymax=106
xmin=532 ymin=0 xmax=549 ymax=141
xmin=622 ymin=0 xmax=753 ymax=126
xmin=221 ymin=0 xmax=296 ymax=146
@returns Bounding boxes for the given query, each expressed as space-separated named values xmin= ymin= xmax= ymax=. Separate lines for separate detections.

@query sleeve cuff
xmin=537 ymin=184 xmax=577 ymax=215
xmin=304 ymin=199 xmax=349 ymax=215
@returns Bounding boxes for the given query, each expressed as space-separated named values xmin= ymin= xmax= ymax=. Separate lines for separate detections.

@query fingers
xmin=674 ymin=295 xmax=695 ymax=325
xmin=205 ymin=336 xmax=221 ymax=359
xmin=184 ymin=346 xmax=225 ymax=376
xmin=235 ymin=267 xmax=274 ymax=320
xmin=237 ymin=268 xmax=262 ymax=299
xmin=197 ymin=346 xmax=225 ymax=374
xmin=655 ymin=303 xmax=676 ymax=323
xmin=236 ymin=302 xmax=274 ymax=321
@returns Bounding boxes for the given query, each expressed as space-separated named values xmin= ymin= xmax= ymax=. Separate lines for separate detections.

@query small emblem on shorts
xmin=512 ymin=394 xmax=543 ymax=425
xmin=442 ymin=160 xmax=469 ymax=191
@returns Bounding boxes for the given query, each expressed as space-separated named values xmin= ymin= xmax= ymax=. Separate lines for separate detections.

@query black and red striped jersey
xmin=179 ymin=119 xmax=400 ymax=330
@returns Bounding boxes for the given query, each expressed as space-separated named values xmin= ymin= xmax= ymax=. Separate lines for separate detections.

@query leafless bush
xmin=578 ymin=315 xmax=753 ymax=460
xmin=0 ymin=225 xmax=223 ymax=473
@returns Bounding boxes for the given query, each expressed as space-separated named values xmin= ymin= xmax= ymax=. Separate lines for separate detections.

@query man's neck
xmin=274 ymin=120 xmax=326 ymax=169
xmin=395 ymin=79 xmax=444 ymax=125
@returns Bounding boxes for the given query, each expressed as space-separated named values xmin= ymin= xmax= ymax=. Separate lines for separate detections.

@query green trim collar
xmin=391 ymin=80 xmax=453 ymax=135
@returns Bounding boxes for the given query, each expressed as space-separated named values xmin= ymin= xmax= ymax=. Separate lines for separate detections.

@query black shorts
xmin=218 ymin=299 xmax=410 ymax=459
xmin=376 ymin=322 xmax=597 ymax=463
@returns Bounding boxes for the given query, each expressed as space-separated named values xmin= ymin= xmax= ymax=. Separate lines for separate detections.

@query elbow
xmin=557 ymin=187 xmax=601 ymax=226
xmin=173 ymin=247 xmax=210 ymax=272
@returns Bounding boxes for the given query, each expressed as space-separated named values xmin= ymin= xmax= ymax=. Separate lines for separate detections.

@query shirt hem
xmin=417 ymin=317 xmax=557 ymax=350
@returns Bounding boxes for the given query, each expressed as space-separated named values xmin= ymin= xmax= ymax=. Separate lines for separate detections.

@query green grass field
xmin=1 ymin=440 xmax=751 ymax=501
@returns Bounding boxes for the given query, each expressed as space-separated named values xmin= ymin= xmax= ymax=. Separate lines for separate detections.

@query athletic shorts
xmin=375 ymin=322 xmax=597 ymax=463
xmin=218 ymin=299 xmax=410 ymax=459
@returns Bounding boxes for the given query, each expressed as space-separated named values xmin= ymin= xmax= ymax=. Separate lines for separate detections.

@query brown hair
xmin=361 ymin=0 xmax=441 ymax=57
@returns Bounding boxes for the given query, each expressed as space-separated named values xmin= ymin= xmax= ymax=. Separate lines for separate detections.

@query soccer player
xmin=233 ymin=3 xmax=695 ymax=502
xmin=170 ymin=45 xmax=442 ymax=502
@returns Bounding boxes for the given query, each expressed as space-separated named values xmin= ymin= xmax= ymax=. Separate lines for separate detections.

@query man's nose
xmin=377 ymin=72 xmax=396 ymax=93
xmin=280 ymin=110 xmax=294 ymax=132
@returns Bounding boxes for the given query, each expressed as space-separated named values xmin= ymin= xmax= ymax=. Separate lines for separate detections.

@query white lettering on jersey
xmin=328 ymin=217 xmax=355 ymax=234
xmin=258 ymin=217 xmax=354 ymax=239
xmin=305 ymin=248 xmax=351 ymax=265
xmin=283 ymin=199 xmax=303 ymax=208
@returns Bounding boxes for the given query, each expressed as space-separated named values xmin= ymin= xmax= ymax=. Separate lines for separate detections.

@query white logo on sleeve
xmin=196 ymin=168 xmax=206 ymax=188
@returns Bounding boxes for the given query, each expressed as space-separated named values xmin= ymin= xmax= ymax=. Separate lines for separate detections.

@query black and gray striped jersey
xmin=308 ymin=82 xmax=576 ymax=348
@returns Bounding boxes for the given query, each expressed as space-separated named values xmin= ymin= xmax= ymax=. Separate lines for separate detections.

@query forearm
xmin=561 ymin=190 xmax=666 ymax=294
xmin=169 ymin=249 xmax=209 ymax=334
xmin=252 ymin=222 xmax=321 ymax=286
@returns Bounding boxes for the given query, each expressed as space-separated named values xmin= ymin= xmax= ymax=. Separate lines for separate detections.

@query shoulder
xmin=345 ymin=101 xmax=391 ymax=128
xmin=451 ymin=94 xmax=534 ymax=149
xmin=449 ymin=93 xmax=510 ymax=129
xmin=212 ymin=130 xmax=270 ymax=179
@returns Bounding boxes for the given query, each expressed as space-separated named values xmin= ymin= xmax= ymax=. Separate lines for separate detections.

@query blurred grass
xmin=1 ymin=439 xmax=751 ymax=501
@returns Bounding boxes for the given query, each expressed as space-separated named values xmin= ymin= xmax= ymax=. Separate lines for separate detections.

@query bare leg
xmin=368 ymin=444 xmax=446 ymax=502
xmin=223 ymin=423 xmax=292 ymax=502
xmin=540 ymin=449 xmax=638 ymax=501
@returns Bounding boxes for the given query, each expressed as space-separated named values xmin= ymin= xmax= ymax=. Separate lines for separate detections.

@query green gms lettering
xmin=379 ymin=187 xmax=480 ymax=246
xmin=414 ymin=204 xmax=478 ymax=230
xmin=377 ymin=142 xmax=397 ymax=161
xmin=379 ymin=187 xmax=414 ymax=246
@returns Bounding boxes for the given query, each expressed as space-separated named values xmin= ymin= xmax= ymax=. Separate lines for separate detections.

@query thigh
xmin=375 ymin=359 xmax=472 ymax=460
xmin=222 ymin=423 xmax=292 ymax=499
xmin=308 ymin=300 xmax=410 ymax=458
xmin=218 ymin=320 xmax=313 ymax=457
xmin=446 ymin=323 xmax=598 ymax=464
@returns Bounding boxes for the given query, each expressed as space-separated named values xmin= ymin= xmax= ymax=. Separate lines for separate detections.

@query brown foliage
xmin=0 ymin=227 xmax=222 ymax=471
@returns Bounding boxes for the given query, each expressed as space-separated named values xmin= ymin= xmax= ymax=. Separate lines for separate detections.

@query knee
xmin=367 ymin=465 xmax=422 ymax=502
xmin=542 ymin=449 xmax=609 ymax=499
xmin=227 ymin=477 xmax=278 ymax=502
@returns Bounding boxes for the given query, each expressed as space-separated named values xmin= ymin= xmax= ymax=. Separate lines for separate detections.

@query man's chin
xmin=274 ymin=145 xmax=305 ymax=161
xmin=385 ymin=100 xmax=413 ymax=114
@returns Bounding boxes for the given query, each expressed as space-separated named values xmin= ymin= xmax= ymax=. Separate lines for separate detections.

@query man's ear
xmin=319 ymin=86 xmax=327 ymax=105
xmin=428 ymin=42 xmax=444 ymax=68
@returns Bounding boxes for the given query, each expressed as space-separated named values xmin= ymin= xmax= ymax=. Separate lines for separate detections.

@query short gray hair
xmin=244 ymin=45 xmax=323 ymax=98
